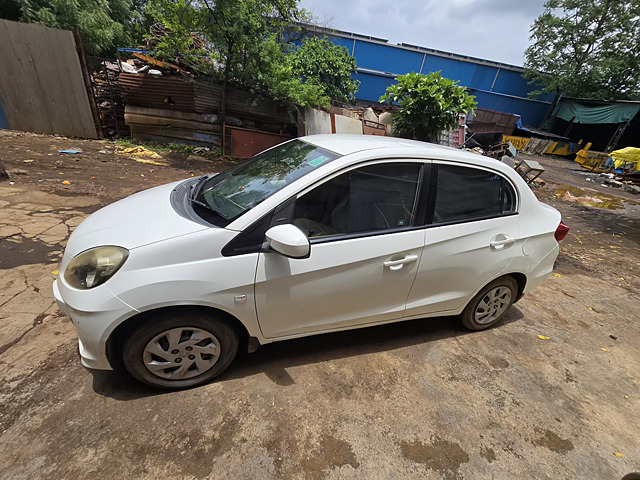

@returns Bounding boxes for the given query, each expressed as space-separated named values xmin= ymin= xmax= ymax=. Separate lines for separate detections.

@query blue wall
xmin=0 ymin=101 xmax=9 ymax=130
xmin=325 ymin=33 xmax=553 ymax=127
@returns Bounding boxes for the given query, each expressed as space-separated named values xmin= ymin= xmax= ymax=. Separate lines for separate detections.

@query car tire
xmin=460 ymin=276 xmax=518 ymax=331
xmin=122 ymin=311 xmax=239 ymax=389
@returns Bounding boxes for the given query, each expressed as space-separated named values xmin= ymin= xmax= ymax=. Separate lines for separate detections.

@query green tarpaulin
xmin=554 ymin=99 xmax=640 ymax=124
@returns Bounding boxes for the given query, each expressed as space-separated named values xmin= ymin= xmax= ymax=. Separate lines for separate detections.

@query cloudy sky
xmin=298 ymin=0 xmax=547 ymax=67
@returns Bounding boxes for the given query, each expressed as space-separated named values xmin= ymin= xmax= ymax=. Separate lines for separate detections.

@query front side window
xmin=293 ymin=163 xmax=422 ymax=238
xmin=196 ymin=140 xmax=339 ymax=223
xmin=433 ymin=164 xmax=516 ymax=223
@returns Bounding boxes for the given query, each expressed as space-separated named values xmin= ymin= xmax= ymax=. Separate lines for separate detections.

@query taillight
xmin=555 ymin=221 xmax=570 ymax=242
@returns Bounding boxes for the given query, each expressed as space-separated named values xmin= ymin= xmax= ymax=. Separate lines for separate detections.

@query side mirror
xmin=265 ymin=224 xmax=310 ymax=259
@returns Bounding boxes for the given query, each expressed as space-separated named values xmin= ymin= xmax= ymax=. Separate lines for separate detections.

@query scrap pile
xmin=575 ymin=144 xmax=640 ymax=192
xmin=88 ymin=59 xmax=130 ymax=138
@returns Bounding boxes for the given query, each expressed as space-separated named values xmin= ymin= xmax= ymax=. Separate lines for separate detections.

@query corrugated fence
xmin=0 ymin=19 xmax=99 ymax=138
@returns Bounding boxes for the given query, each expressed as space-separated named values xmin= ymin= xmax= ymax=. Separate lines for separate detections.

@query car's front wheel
xmin=461 ymin=276 xmax=518 ymax=331
xmin=122 ymin=311 xmax=239 ymax=389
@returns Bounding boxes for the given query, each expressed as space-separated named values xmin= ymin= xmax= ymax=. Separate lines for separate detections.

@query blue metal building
xmin=310 ymin=26 xmax=554 ymax=127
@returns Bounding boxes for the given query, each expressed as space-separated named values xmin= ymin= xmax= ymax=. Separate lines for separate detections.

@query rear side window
xmin=434 ymin=164 xmax=516 ymax=223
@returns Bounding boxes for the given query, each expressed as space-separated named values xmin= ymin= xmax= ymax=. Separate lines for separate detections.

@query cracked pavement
xmin=0 ymin=185 xmax=100 ymax=385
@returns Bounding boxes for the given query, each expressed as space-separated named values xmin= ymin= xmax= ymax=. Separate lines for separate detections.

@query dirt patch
xmin=300 ymin=434 xmax=360 ymax=475
xmin=480 ymin=446 xmax=496 ymax=463
xmin=0 ymin=130 xmax=239 ymax=202
xmin=487 ymin=356 xmax=510 ymax=370
xmin=533 ymin=429 xmax=575 ymax=454
xmin=399 ymin=437 xmax=469 ymax=479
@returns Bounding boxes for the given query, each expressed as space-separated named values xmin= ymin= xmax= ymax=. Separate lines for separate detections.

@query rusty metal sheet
xmin=119 ymin=73 xmax=294 ymax=125
xmin=0 ymin=19 xmax=98 ymax=138
xmin=124 ymin=105 xmax=220 ymax=132
xmin=130 ymin=124 xmax=219 ymax=147
xmin=118 ymin=73 xmax=197 ymax=112
xmin=362 ymin=119 xmax=387 ymax=136
xmin=229 ymin=127 xmax=292 ymax=158
xmin=472 ymin=108 xmax=518 ymax=135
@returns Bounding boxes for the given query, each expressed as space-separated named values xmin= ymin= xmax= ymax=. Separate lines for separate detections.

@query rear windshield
xmin=196 ymin=140 xmax=339 ymax=224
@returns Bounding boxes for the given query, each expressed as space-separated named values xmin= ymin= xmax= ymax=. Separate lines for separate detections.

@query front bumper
xmin=53 ymin=279 xmax=137 ymax=370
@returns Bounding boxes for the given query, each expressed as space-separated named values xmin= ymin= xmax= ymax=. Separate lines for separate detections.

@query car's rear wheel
xmin=122 ymin=312 xmax=239 ymax=389
xmin=461 ymin=276 xmax=518 ymax=331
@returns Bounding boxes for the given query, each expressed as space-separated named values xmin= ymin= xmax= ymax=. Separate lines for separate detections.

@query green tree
xmin=525 ymin=0 xmax=640 ymax=100
xmin=379 ymin=71 xmax=476 ymax=143
xmin=148 ymin=0 xmax=307 ymax=118
xmin=6 ymin=0 xmax=145 ymax=57
xmin=148 ymin=0 xmax=341 ymax=112
xmin=0 ymin=0 xmax=22 ymax=21
xmin=287 ymin=36 xmax=359 ymax=103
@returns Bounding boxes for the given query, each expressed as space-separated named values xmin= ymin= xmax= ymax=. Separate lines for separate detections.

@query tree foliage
xmin=286 ymin=36 xmax=359 ymax=103
xmin=525 ymin=0 xmax=640 ymax=100
xmin=3 ymin=0 xmax=145 ymax=57
xmin=379 ymin=71 xmax=476 ymax=142
xmin=148 ymin=1 xmax=357 ymax=109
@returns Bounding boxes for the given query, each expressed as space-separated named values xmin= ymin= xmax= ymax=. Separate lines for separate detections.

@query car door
xmin=255 ymin=161 xmax=428 ymax=339
xmin=404 ymin=163 xmax=520 ymax=317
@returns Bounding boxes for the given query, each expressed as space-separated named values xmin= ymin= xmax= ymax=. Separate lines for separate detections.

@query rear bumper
xmin=523 ymin=243 xmax=560 ymax=294
xmin=53 ymin=279 xmax=137 ymax=370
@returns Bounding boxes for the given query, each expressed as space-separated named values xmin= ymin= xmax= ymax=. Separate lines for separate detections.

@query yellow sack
xmin=610 ymin=147 xmax=640 ymax=170
xmin=118 ymin=146 xmax=162 ymax=159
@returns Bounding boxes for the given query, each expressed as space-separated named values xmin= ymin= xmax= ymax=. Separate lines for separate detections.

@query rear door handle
xmin=490 ymin=235 xmax=516 ymax=250
xmin=383 ymin=254 xmax=419 ymax=271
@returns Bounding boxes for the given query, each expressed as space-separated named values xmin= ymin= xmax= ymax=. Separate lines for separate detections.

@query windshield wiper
xmin=189 ymin=175 xmax=210 ymax=200
xmin=189 ymin=197 xmax=228 ymax=219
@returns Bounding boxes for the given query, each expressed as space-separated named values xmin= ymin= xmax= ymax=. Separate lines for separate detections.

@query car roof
xmin=301 ymin=134 xmax=461 ymax=156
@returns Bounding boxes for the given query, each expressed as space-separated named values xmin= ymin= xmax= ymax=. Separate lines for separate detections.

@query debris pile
xmin=88 ymin=59 xmax=130 ymax=138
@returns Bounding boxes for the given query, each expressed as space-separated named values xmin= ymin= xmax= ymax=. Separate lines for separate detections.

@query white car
xmin=53 ymin=135 xmax=568 ymax=389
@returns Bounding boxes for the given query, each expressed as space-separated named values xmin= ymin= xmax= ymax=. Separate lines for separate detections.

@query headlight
xmin=64 ymin=246 xmax=129 ymax=289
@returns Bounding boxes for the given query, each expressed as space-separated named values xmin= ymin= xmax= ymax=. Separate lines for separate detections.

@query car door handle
xmin=383 ymin=255 xmax=419 ymax=271
xmin=490 ymin=235 xmax=517 ymax=250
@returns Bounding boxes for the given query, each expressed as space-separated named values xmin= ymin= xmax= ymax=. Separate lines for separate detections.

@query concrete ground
xmin=1 ymin=137 xmax=639 ymax=479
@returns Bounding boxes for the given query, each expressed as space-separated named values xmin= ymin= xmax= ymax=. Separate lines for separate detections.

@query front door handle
xmin=490 ymin=235 xmax=516 ymax=250
xmin=383 ymin=254 xmax=419 ymax=271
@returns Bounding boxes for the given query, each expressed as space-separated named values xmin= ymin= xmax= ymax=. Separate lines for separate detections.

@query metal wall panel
xmin=421 ymin=54 xmax=478 ymax=86
xmin=471 ymin=64 xmax=499 ymax=91
xmin=491 ymin=69 xmax=532 ymax=98
xmin=353 ymin=72 xmax=397 ymax=103
xmin=353 ymin=41 xmax=423 ymax=74
xmin=326 ymin=33 xmax=554 ymax=126
xmin=327 ymin=35 xmax=356 ymax=55
xmin=0 ymin=19 xmax=98 ymax=138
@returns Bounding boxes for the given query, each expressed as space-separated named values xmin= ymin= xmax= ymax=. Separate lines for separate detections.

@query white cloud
xmin=299 ymin=0 xmax=547 ymax=66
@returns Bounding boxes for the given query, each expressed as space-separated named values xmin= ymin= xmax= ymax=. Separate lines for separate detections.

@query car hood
xmin=65 ymin=181 xmax=209 ymax=257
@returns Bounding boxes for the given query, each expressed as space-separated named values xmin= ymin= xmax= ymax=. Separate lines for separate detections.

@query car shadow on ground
xmin=91 ymin=307 xmax=525 ymax=400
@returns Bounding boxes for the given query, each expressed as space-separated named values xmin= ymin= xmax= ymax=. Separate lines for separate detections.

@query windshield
xmin=195 ymin=139 xmax=339 ymax=224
